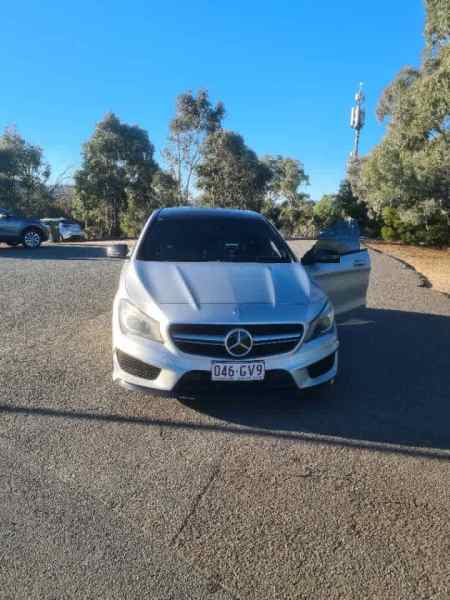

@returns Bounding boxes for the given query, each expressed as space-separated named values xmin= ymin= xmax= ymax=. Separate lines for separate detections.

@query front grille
xmin=307 ymin=352 xmax=336 ymax=378
xmin=116 ymin=350 xmax=161 ymax=380
xmin=174 ymin=369 xmax=297 ymax=397
xmin=170 ymin=323 xmax=304 ymax=358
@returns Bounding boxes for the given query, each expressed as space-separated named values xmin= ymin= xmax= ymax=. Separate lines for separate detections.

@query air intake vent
xmin=116 ymin=351 xmax=161 ymax=380
xmin=307 ymin=353 xmax=336 ymax=378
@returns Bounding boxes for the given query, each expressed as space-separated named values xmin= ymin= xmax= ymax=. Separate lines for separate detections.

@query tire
xmin=6 ymin=241 xmax=20 ymax=247
xmin=106 ymin=244 xmax=129 ymax=258
xmin=22 ymin=227 xmax=43 ymax=249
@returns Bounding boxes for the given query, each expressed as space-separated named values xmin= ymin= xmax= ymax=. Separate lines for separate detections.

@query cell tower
xmin=350 ymin=83 xmax=365 ymax=157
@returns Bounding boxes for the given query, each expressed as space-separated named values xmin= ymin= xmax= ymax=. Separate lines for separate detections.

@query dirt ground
xmin=366 ymin=241 xmax=450 ymax=295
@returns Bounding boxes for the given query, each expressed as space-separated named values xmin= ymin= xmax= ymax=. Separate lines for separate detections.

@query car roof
xmin=157 ymin=207 xmax=264 ymax=221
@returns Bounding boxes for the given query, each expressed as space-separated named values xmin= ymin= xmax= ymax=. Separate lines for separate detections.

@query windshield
xmin=137 ymin=216 xmax=293 ymax=263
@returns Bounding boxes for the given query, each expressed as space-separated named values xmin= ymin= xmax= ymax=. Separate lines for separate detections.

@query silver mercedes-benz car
xmin=112 ymin=207 xmax=371 ymax=397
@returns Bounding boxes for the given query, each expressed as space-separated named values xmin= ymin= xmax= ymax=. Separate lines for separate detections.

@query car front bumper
xmin=112 ymin=324 xmax=339 ymax=397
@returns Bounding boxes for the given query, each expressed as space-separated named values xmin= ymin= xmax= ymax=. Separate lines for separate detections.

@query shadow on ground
xmin=1 ymin=307 xmax=449 ymax=458
xmin=180 ymin=307 xmax=450 ymax=452
xmin=0 ymin=243 xmax=127 ymax=261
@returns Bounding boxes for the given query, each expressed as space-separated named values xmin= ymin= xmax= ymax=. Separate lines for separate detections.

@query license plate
xmin=211 ymin=361 xmax=265 ymax=381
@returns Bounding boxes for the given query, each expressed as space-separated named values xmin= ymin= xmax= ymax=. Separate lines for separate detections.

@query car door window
xmin=302 ymin=219 xmax=371 ymax=315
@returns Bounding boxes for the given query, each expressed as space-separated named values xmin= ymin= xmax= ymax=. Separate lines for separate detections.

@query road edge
xmin=365 ymin=243 xmax=450 ymax=301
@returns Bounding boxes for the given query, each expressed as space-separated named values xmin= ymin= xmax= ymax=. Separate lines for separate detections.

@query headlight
xmin=119 ymin=299 xmax=163 ymax=342
xmin=304 ymin=301 xmax=335 ymax=342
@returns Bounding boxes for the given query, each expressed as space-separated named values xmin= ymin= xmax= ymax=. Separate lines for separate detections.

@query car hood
xmin=124 ymin=260 xmax=325 ymax=323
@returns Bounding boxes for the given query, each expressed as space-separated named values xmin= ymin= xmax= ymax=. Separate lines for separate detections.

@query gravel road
xmin=1 ymin=242 xmax=449 ymax=599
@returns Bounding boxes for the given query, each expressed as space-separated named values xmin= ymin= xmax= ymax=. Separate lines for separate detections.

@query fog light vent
xmin=116 ymin=351 xmax=161 ymax=380
xmin=307 ymin=352 xmax=335 ymax=379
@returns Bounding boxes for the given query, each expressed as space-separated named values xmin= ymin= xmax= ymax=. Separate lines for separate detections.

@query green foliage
xmin=50 ymin=184 xmax=76 ymax=217
xmin=259 ymin=155 xmax=316 ymax=237
xmin=261 ymin=162 xmax=372 ymax=239
xmin=74 ymin=113 xmax=159 ymax=238
xmin=381 ymin=204 xmax=449 ymax=246
xmin=380 ymin=207 xmax=404 ymax=241
xmin=335 ymin=179 xmax=370 ymax=225
xmin=261 ymin=197 xmax=282 ymax=228
xmin=313 ymin=194 xmax=342 ymax=229
xmin=353 ymin=1 xmax=450 ymax=246
xmin=120 ymin=170 xmax=179 ymax=238
xmin=312 ymin=180 xmax=375 ymax=235
xmin=280 ymin=201 xmax=317 ymax=238
xmin=376 ymin=67 xmax=421 ymax=124
xmin=261 ymin=156 xmax=309 ymax=205
xmin=0 ymin=127 xmax=53 ymax=216
xmin=424 ymin=0 xmax=450 ymax=55
xmin=163 ymin=89 xmax=225 ymax=203
xmin=196 ymin=130 xmax=272 ymax=211
xmin=262 ymin=198 xmax=316 ymax=238
xmin=346 ymin=156 xmax=365 ymax=198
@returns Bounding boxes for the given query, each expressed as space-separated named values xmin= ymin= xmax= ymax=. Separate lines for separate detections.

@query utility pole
xmin=350 ymin=83 xmax=365 ymax=157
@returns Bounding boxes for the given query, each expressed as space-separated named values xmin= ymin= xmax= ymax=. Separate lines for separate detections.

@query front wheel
xmin=22 ymin=228 xmax=43 ymax=249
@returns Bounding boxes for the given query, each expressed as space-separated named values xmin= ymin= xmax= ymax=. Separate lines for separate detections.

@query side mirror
xmin=301 ymin=246 xmax=341 ymax=265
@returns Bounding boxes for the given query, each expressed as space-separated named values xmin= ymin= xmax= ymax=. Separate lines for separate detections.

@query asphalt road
xmin=1 ymin=242 xmax=449 ymax=599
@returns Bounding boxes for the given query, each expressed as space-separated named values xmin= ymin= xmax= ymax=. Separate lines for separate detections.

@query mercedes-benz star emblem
xmin=224 ymin=328 xmax=253 ymax=358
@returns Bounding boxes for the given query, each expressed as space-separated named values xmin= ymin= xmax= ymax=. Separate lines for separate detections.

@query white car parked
xmin=41 ymin=218 xmax=86 ymax=242
xmin=112 ymin=208 xmax=371 ymax=398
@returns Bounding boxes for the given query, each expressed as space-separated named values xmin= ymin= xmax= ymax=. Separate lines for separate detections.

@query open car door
xmin=302 ymin=220 xmax=371 ymax=315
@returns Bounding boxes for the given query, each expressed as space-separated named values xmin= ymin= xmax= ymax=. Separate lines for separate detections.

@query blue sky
xmin=1 ymin=1 xmax=425 ymax=200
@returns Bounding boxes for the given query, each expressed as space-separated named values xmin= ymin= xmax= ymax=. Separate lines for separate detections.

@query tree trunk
xmin=111 ymin=195 xmax=120 ymax=238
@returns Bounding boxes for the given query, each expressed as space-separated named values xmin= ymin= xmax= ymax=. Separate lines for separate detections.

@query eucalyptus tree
xmin=163 ymin=89 xmax=225 ymax=203
xmin=261 ymin=155 xmax=309 ymax=206
xmin=0 ymin=127 xmax=52 ymax=216
xmin=196 ymin=130 xmax=272 ymax=212
xmin=355 ymin=0 xmax=449 ymax=244
xmin=261 ymin=155 xmax=314 ymax=235
xmin=74 ymin=113 xmax=159 ymax=237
